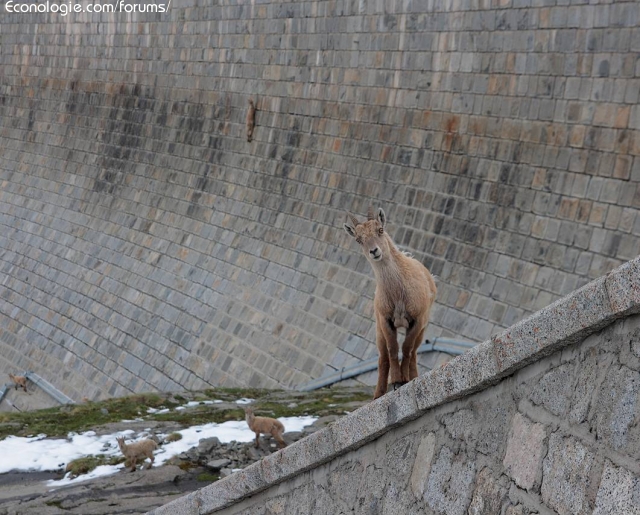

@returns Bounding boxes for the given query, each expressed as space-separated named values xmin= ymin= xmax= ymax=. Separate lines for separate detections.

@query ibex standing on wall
xmin=344 ymin=207 xmax=437 ymax=399
xmin=246 ymin=99 xmax=256 ymax=142
xmin=9 ymin=374 xmax=27 ymax=392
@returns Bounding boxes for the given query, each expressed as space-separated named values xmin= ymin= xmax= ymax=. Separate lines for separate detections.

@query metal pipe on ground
xmin=24 ymin=372 xmax=75 ymax=405
xmin=297 ymin=337 xmax=475 ymax=392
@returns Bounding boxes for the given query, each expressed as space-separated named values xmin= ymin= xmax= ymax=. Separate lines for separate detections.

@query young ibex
xmin=244 ymin=407 xmax=286 ymax=449
xmin=344 ymin=207 xmax=437 ymax=399
xmin=116 ymin=436 xmax=157 ymax=472
xmin=9 ymin=374 xmax=28 ymax=392
xmin=246 ymin=99 xmax=256 ymax=142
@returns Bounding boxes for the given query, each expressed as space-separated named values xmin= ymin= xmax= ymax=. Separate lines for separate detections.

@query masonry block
xmin=593 ymin=461 xmax=640 ymax=515
xmin=541 ymin=433 xmax=596 ymax=514
xmin=424 ymin=446 xmax=476 ymax=515
xmin=503 ymin=413 xmax=547 ymax=491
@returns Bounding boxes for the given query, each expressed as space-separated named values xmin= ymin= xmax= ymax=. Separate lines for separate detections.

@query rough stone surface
xmin=503 ymin=413 xmax=547 ymax=491
xmin=529 ymin=364 xmax=574 ymax=416
xmin=409 ymin=432 xmax=436 ymax=498
xmin=1 ymin=0 xmax=639 ymax=400
xmin=593 ymin=462 xmax=640 ymax=515
xmin=1 ymin=465 xmax=189 ymax=515
xmin=593 ymin=364 xmax=640 ymax=451
xmin=151 ymin=267 xmax=640 ymax=515
xmin=206 ymin=459 xmax=231 ymax=471
xmin=261 ymin=427 xmax=336 ymax=484
xmin=468 ymin=468 xmax=507 ymax=515
xmin=541 ymin=433 xmax=596 ymax=515
xmin=424 ymin=446 xmax=476 ymax=515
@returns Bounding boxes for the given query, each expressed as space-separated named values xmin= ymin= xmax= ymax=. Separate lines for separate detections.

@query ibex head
xmin=344 ymin=207 xmax=389 ymax=263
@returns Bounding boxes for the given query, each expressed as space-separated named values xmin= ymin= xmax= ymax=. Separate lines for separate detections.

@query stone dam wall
xmin=1 ymin=0 xmax=639 ymax=400
xmin=150 ymin=257 xmax=640 ymax=515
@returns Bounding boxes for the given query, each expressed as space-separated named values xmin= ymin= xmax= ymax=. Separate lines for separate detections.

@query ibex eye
xmin=378 ymin=228 xmax=384 ymax=235
xmin=356 ymin=238 xmax=363 ymax=245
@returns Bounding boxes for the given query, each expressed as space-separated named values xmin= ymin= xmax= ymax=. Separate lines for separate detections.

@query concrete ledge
xmin=491 ymin=276 xmax=613 ymax=375
xmin=604 ymin=258 xmax=640 ymax=315
xmin=148 ymin=256 xmax=640 ymax=515
xmin=261 ymin=427 xmax=336 ymax=484
xmin=414 ymin=339 xmax=499 ymax=412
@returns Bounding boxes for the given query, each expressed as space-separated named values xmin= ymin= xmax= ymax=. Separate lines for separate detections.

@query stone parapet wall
xmin=0 ymin=0 xmax=639 ymax=398
xmin=150 ymin=256 xmax=640 ymax=515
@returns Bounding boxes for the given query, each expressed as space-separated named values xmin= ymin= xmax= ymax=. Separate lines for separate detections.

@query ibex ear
xmin=344 ymin=223 xmax=357 ymax=238
xmin=377 ymin=208 xmax=386 ymax=227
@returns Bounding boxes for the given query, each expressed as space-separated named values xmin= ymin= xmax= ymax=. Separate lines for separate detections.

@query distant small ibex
xmin=344 ymin=207 xmax=437 ymax=399
xmin=246 ymin=99 xmax=256 ymax=142
xmin=244 ymin=407 xmax=286 ymax=449
xmin=9 ymin=374 xmax=27 ymax=392
xmin=116 ymin=436 xmax=157 ymax=472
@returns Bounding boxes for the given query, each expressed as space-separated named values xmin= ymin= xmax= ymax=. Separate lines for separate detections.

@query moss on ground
xmin=0 ymin=393 xmax=178 ymax=439
xmin=0 ymin=386 xmax=371 ymax=440
xmin=165 ymin=432 xmax=182 ymax=443
xmin=65 ymin=455 xmax=126 ymax=478
xmin=196 ymin=472 xmax=219 ymax=482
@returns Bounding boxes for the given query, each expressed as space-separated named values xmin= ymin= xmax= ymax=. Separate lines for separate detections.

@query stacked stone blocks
xmin=150 ymin=256 xmax=640 ymax=514
xmin=0 ymin=0 xmax=638 ymax=397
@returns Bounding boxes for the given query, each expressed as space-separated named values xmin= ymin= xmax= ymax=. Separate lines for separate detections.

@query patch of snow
xmin=0 ymin=415 xmax=317 ymax=488
xmin=154 ymin=415 xmax=316 ymax=465
xmin=0 ymin=430 xmax=134 ymax=475
xmin=146 ymin=407 xmax=170 ymax=414
xmin=235 ymin=398 xmax=254 ymax=405
xmin=183 ymin=400 xmax=222 ymax=407
xmin=48 ymin=464 xmax=124 ymax=489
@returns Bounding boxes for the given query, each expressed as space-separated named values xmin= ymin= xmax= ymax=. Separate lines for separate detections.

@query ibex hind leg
xmin=272 ymin=429 xmax=287 ymax=449
xmin=374 ymin=353 xmax=390 ymax=399
xmin=401 ymin=323 xmax=426 ymax=383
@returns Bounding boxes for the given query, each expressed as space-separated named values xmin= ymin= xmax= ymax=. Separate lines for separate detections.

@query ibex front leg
xmin=380 ymin=317 xmax=402 ymax=388
xmin=374 ymin=323 xmax=390 ymax=400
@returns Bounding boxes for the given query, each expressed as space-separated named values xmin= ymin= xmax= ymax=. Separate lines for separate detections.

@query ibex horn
xmin=347 ymin=212 xmax=360 ymax=227
xmin=367 ymin=206 xmax=375 ymax=220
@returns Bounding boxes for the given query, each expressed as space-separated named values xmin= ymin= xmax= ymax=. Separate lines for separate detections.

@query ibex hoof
xmin=392 ymin=381 xmax=407 ymax=390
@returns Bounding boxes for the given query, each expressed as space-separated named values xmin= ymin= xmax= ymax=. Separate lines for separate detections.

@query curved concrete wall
xmin=0 ymin=0 xmax=638 ymax=400
xmin=150 ymin=257 xmax=640 ymax=515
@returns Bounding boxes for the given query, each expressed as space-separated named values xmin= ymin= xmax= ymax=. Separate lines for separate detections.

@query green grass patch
xmin=165 ymin=432 xmax=182 ymax=443
xmin=178 ymin=461 xmax=199 ymax=471
xmin=201 ymin=387 xmax=270 ymax=401
xmin=196 ymin=472 xmax=219 ymax=482
xmin=0 ymin=393 xmax=173 ymax=439
xmin=251 ymin=390 xmax=372 ymax=418
xmin=0 ymin=386 xmax=371 ymax=441
xmin=151 ymin=408 xmax=245 ymax=425
xmin=65 ymin=455 xmax=125 ymax=478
